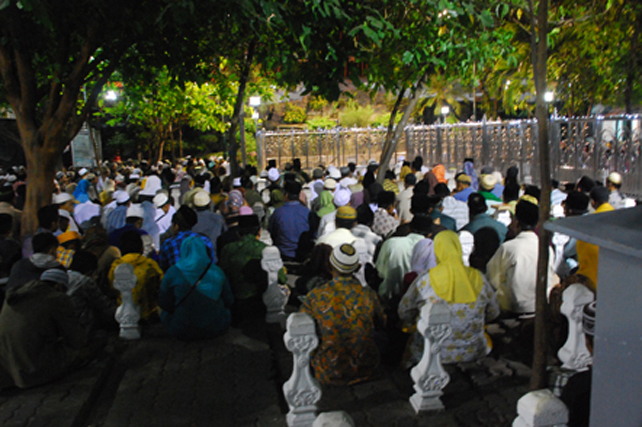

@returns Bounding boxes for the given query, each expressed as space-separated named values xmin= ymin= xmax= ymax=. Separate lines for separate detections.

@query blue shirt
xmin=268 ymin=201 xmax=310 ymax=259
xmin=460 ymin=213 xmax=508 ymax=243
xmin=105 ymin=205 xmax=128 ymax=234
xmin=453 ymin=187 xmax=474 ymax=202
xmin=159 ymin=230 xmax=215 ymax=271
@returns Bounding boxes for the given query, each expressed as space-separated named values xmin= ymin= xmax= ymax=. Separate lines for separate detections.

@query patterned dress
xmin=398 ymin=274 xmax=499 ymax=367
xmin=301 ymin=276 xmax=386 ymax=386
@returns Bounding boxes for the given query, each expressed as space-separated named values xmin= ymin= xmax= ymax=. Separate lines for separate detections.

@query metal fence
xmin=257 ymin=115 xmax=642 ymax=197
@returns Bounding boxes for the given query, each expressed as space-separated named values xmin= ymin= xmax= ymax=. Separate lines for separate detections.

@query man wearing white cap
xmin=153 ymin=193 xmax=176 ymax=236
xmin=107 ymin=204 xmax=155 ymax=255
xmin=300 ymin=243 xmax=385 ymax=385
xmin=606 ymin=172 xmax=625 ymax=209
xmin=53 ymin=192 xmax=80 ymax=233
xmin=317 ymin=187 xmax=351 ymax=237
xmin=192 ymin=190 xmax=227 ymax=250
xmin=136 ymin=176 xmax=162 ymax=250
xmin=104 ymin=191 xmax=131 ymax=234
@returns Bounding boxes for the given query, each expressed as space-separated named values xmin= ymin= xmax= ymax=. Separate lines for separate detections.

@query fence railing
xmin=257 ymin=115 xmax=642 ymax=197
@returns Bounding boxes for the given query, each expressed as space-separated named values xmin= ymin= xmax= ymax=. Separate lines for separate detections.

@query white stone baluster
xmin=283 ymin=312 xmax=322 ymax=427
xmin=262 ymin=246 xmax=290 ymax=324
xmin=558 ymin=284 xmax=594 ymax=371
xmin=313 ymin=411 xmax=355 ymax=427
xmin=409 ymin=300 xmax=453 ymax=413
xmin=552 ymin=232 xmax=571 ymax=275
xmin=458 ymin=231 xmax=474 ymax=266
xmin=113 ymin=263 xmax=141 ymax=340
xmin=513 ymin=389 xmax=569 ymax=427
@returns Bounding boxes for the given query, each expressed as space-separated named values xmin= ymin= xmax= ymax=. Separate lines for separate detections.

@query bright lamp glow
xmin=544 ymin=91 xmax=554 ymax=103
xmin=441 ymin=106 xmax=450 ymax=115
xmin=105 ymin=90 xmax=118 ymax=101
xmin=249 ymin=96 xmax=261 ymax=107
xmin=252 ymin=111 xmax=259 ymax=120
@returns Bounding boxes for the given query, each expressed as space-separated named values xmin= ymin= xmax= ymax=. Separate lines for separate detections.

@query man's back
xmin=461 ymin=213 xmax=507 ymax=243
xmin=268 ymin=201 xmax=310 ymax=259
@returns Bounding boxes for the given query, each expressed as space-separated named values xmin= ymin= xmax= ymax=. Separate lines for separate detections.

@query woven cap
xmin=330 ymin=243 xmax=360 ymax=274
xmin=40 ymin=269 xmax=68 ymax=286
xmin=455 ymin=173 xmax=471 ymax=184
xmin=324 ymin=178 xmax=337 ymax=190
xmin=480 ymin=174 xmax=497 ymax=190
xmin=336 ymin=206 xmax=357 ymax=221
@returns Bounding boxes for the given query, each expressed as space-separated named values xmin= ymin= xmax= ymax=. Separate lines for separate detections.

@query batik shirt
xmin=398 ymin=275 xmax=499 ymax=368
xmin=300 ymin=275 xmax=386 ymax=386
xmin=372 ymin=208 xmax=399 ymax=238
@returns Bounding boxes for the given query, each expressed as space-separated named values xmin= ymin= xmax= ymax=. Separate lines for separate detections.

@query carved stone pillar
xmin=283 ymin=313 xmax=322 ymax=427
xmin=409 ymin=300 xmax=453 ymax=413
xmin=262 ymin=246 xmax=290 ymax=324
xmin=558 ymin=284 xmax=594 ymax=371
xmin=458 ymin=231 xmax=474 ymax=266
xmin=513 ymin=389 xmax=569 ymax=427
xmin=113 ymin=263 xmax=141 ymax=340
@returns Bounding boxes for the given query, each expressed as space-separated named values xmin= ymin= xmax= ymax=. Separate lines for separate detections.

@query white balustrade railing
xmin=112 ymin=263 xmax=141 ymax=340
xmin=283 ymin=312 xmax=322 ymax=427
xmin=409 ymin=300 xmax=453 ymax=413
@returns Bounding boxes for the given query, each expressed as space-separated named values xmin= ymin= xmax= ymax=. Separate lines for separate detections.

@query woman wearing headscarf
xmin=398 ymin=230 xmax=499 ymax=367
xmin=401 ymin=238 xmax=438 ymax=297
xmin=158 ymin=235 xmax=233 ymax=341
xmin=431 ymin=164 xmax=448 ymax=185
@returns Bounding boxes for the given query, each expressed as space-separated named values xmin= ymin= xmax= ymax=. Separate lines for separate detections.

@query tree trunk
xmin=226 ymin=39 xmax=256 ymax=177
xmin=624 ymin=12 xmax=640 ymax=115
xmin=240 ymin=108 xmax=247 ymax=167
xmin=529 ymin=0 xmax=551 ymax=391
xmin=377 ymin=71 xmax=429 ymax=183
xmin=22 ymin=140 xmax=60 ymax=238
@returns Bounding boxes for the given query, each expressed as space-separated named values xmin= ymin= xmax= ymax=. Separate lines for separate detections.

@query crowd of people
xmin=0 ymin=154 xmax=629 ymax=425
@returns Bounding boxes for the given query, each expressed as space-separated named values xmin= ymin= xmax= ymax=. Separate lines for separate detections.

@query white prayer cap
xmin=115 ymin=191 xmax=130 ymax=204
xmin=268 ymin=168 xmax=280 ymax=182
xmin=126 ymin=203 xmax=144 ymax=218
xmin=324 ymin=178 xmax=337 ymax=190
xmin=52 ymin=192 xmax=73 ymax=204
xmin=139 ymin=175 xmax=162 ymax=196
xmin=78 ymin=168 xmax=88 ymax=177
xmin=333 ymin=188 xmax=351 ymax=207
xmin=233 ymin=177 xmax=242 ymax=187
xmin=608 ymin=172 xmax=622 ymax=185
xmin=153 ymin=192 xmax=169 ymax=208
xmin=193 ymin=190 xmax=211 ymax=208
xmin=58 ymin=209 xmax=71 ymax=220
xmin=328 ymin=166 xmax=341 ymax=180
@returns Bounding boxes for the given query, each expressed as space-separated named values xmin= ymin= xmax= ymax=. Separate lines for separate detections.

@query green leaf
xmin=402 ymin=51 xmax=414 ymax=65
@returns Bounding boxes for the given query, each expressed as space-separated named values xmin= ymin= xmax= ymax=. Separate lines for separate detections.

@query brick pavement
xmin=0 ymin=315 xmax=535 ymax=427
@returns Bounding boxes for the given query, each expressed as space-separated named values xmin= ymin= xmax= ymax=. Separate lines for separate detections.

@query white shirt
xmin=486 ymin=231 xmax=556 ymax=314
xmin=155 ymin=205 xmax=176 ymax=235
xmin=317 ymin=210 xmax=336 ymax=237
xmin=396 ymin=186 xmax=414 ymax=224
xmin=442 ymin=196 xmax=469 ymax=230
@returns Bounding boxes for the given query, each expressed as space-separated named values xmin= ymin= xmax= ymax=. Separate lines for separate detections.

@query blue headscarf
xmin=464 ymin=160 xmax=479 ymax=191
xmin=73 ymin=179 xmax=91 ymax=203
xmin=175 ymin=235 xmax=224 ymax=301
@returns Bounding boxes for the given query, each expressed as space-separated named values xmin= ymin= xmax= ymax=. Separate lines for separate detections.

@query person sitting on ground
xmin=460 ymin=193 xmax=508 ymax=243
xmin=192 ymin=190 xmax=227 ymax=255
xmin=486 ymin=198 xmax=556 ymax=315
xmin=0 ymin=214 xmax=21 ymax=287
xmin=396 ymin=173 xmax=416 ymax=224
xmin=317 ymin=188 xmax=351 ymax=237
xmin=371 ymin=191 xmax=399 ymax=238
xmin=267 ymin=180 xmax=311 ymax=261
xmin=382 ymin=170 xmax=399 ymax=195
xmin=108 ymin=203 xmax=155 ymax=257
xmin=56 ymin=231 xmax=81 ymax=268
xmin=301 ymin=243 xmax=386 ymax=386
xmin=605 ymin=172 xmax=624 ymax=209
xmin=295 ymin=243 xmax=333 ymax=295
xmin=429 ymin=186 xmax=457 ymax=231
xmin=9 ymin=232 xmax=65 ymax=290
xmin=110 ymin=230 xmax=164 ymax=320
xmin=66 ymin=250 xmax=117 ymax=334
xmin=492 ymin=183 xmax=520 ymax=227
xmin=468 ymin=227 xmax=501 ymax=274
xmin=22 ymin=204 xmax=60 ymax=258
xmin=0 ymin=269 xmax=87 ymax=389
xmin=153 ymin=192 xmax=176 ymax=237
xmin=159 ymin=205 xmax=214 ymax=271
xmin=159 ymin=235 xmax=234 ymax=341
xmin=0 ymin=184 xmax=22 ymax=242
xmin=453 ymin=172 xmax=474 ymax=202
xmin=398 ymin=230 xmax=500 ymax=368
xmin=82 ymin=225 xmax=121 ymax=300
xmin=560 ymin=301 xmax=595 ymax=427
xmin=219 ymin=215 xmax=286 ymax=324
xmin=574 ymin=186 xmax=614 ymax=291
xmin=478 ymin=174 xmax=502 ymax=204
xmin=105 ymin=191 xmax=131 ymax=234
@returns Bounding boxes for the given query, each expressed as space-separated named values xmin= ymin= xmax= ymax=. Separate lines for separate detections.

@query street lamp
xmin=105 ymin=90 xmax=118 ymax=101
xmin=544 ymin=91 xmax=555 ymax=118
xmin=441 ymin=105 xmax=450 ymax=123
xmin=250 ymin=97 xmax=263 ymax=170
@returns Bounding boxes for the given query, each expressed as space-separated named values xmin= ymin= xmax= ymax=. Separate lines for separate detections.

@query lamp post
xmin=440 ymin=105 xmax=450 ymax=124
xmin=249 ymin=97 xmax=262 ymax=170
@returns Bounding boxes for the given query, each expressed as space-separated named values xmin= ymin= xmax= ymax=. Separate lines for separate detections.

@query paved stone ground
xmin=0 ymin=312 xmax=536 ymax=427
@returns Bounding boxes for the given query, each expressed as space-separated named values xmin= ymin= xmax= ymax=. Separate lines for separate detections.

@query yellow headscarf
xmin=429 ymin=230 xmax=483 ymax=304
